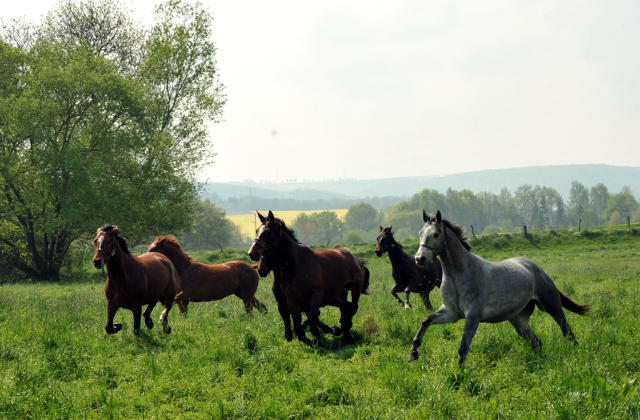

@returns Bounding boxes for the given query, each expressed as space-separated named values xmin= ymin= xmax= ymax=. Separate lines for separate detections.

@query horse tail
xmin=361 ymin=264 xmax=370 ymax=296
xmin=559 ymin=291 xmax=590 ymax=315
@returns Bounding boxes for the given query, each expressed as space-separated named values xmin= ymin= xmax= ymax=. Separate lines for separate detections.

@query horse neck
xmin=386 ymin=238 xmax=405 ymax=263
xmin=105 ymin=239 xmax=136 ymax=284
xmin=274 ymin=229 xmax=302 ymax=262
xmin=162 ymin=244 xmax=191 ymax=275
xmin=439 ymin=226 xmax=473 ymax=275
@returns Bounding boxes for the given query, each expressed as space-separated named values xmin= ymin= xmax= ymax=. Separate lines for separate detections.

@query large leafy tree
xmin=0 ymin=0 xmax=225 ymax=280
xmin=345 ymin=202 xmax=378 ymax=231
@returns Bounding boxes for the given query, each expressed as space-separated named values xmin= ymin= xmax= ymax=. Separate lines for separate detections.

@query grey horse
xmin=409 ymin=210 xmax=589 ymax=366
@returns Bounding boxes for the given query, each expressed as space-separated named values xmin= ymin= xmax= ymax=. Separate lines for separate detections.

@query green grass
xmin=1 ymin=226 xmax=640 ymax=418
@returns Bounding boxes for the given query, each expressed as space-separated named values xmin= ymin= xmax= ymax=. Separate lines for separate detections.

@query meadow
xmin=226 ymin=210 xmax=349 ymax=240
xmin=0 ymin=225 xmax=639 ymax=419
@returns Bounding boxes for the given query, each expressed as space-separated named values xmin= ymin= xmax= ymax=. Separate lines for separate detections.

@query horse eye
xmin=434 ymin=233 xmax=439 ymax=238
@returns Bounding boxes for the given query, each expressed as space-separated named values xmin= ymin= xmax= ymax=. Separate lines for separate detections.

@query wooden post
xmin=523 ymin=225 xmax=528 ymax=237
xmin=578 ymin=218 xmax=581 ymax=232
xmin=628 ymin=216 xmax=631 ymax=228
xmin=217 ymin=242 xmax=225 ymax=256
xmin=470 ymin=225 xmax=477 ymax=238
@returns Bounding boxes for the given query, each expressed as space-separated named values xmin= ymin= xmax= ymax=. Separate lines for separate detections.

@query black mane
xmin=99 ymin=224 xmax=131 ymax=254
xmin=424 ymin=214 xmax=472 ymax=251
xmin=270 ymin=217 xmax=299 ymax=243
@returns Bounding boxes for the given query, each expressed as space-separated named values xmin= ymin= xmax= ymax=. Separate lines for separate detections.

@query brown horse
xmin=376 ymin=226 xmax=442 ymax=309
xmin=147 ymin=236 xmax=266 ymax=315
xmin=93 ymin=225 xmax=178 ymax=335
xmin=249 ymin=211 xmax=369 ymax=345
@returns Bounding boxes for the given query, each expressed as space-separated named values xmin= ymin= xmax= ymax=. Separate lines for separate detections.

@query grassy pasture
xmin=226 ymin=210 xmax=349 ymax=239
xmin=1 ymin=226 xmax=639 ymax=418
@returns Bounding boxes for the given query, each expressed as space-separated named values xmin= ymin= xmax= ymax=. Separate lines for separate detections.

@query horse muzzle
xmin=93 ymin=257 xmax=105 ymax=269
xmin=248 ymin=244 xmax=263 ymax=262
xmin=374 ymin=246 xmax=385 ymax=257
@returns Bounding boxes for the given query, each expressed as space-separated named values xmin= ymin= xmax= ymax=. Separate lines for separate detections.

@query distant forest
xmin=385 ymin=181 xmax=639 ymax=240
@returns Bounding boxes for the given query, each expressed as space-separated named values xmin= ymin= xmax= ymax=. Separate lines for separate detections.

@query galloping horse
xmin=147 ymin=236 xmax=266 ymax=315
xmin=93 ymin=225 xmax=178 ymax=335
xmin=375 ymin=226 xmax=442 ymax=309
xmin=257 ymin=249 xmax=351 ymax=341
xmin=249 ymin=211 xmax=369 ymax=345
xmin=409 ymin=210 xmax=589 ymax=365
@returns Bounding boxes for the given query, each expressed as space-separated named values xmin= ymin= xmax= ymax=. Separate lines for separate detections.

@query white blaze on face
xmin=415 ymin=224 xmax=435 ymax=263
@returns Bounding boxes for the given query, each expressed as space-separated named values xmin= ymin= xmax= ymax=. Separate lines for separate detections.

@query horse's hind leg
xmin=509 ymin=301 xmax=541 ymax=352
xmin=158 ymin=299 xmax=173 ymax=334
xmin=536 ymin=295 xmax=577 ymax=343
xmin=132 ymin=305 xmax=143 ymax=334
xmin=143 ymin=301 xmax=157 ymax=329
xmin=391 ymin=285 xmax=404 ymax=306
xmin=419 ymin=290 xmax=433 ymax=310
xmin=105 ymin=300 xmax=122 ymax=334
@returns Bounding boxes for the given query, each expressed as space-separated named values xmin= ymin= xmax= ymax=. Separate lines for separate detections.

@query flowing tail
xmin=559 ymin=291 xmax=590 ymax=315
xmin=361 ymin=263 xmax=370 ymax=295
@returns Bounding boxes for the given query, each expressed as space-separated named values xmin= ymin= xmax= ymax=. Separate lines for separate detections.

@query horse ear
xmin=257 ymin=211 xmax=266 ymax=224
xmin=380 ymin=226 xmax=383 ymax=232
xmin=436 ymin=210 xmax=442 ymax=223
xmin=390 ymin=225 xmax=393 ymax=231
xmin=422 ymin=209 xmax=428 ymax=223
xmin=267 ymin=210 xmax=275 ymax=221
xmin=113 ymin=226 xmax=121 ymax=234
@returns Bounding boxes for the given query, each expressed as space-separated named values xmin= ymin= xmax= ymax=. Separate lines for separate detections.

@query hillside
xmin=205 ymin=164 xmax=640 ymax=200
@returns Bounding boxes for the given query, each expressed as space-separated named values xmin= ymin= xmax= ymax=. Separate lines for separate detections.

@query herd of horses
xmin=92 ymin=210 xmax=589 ymax=365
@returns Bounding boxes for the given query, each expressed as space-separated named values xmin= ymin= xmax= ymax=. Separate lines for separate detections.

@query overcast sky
xmin=4 ymin=1 xmax=639 ymax=183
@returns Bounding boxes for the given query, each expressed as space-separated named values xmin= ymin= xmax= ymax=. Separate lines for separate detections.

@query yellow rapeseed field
xmin=227 ymin=210 xmax=349 ymax=239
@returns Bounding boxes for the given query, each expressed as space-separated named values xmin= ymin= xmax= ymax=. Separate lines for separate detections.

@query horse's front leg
xmin=289 ymin=304 xmax=314 ymax=346
xmin=404 ymin=279 xmax=421 ymax=309
xmin=158 ymin=298 xmax=174 ymax=334
xmin=458 ymin=311 xmax=482 ymax=366
xmin=408 ymin=306 xmax=461 ymax=362
xmin=306 ymin=292 xmax=324 ymax=342
xmin=273 ymin=282 xmax=293 ymax=340
xmin=132 ymin=305 xmax=142 ymax=334
xmin=419 ymin=289 xmax=434 ymax=310
xmin=105 ymin=300 xmax=122 ymax=334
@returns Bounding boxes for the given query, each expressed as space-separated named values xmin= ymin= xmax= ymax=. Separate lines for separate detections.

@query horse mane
xmin=100 ymin=224 xmax=131 ymax=255
xmin=424 ymin=214 xmax=472 ymax=251
xmin=273 ymin=217 xmax=299 ymax=243
xmin=153 ymin=235 xmax=193 ymax=260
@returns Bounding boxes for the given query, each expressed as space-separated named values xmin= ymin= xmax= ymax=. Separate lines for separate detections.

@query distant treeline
xmin=385 ymin=181 xmax=640 ymax=240
xmin=199 ymin=192 xmax=406 ymax=213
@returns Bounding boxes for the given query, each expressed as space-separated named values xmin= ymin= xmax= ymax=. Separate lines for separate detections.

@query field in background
xmin=227 ymin=209 xmax=348 ymax=239
xmin=1 ymin=225 xmax=639 ymax=418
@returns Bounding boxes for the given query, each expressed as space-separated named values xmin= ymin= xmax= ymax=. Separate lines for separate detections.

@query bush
xmin=343 ymin=231 xmax=364 ymax=244
xmin=482 ymin=225 xmax=501 ymax=234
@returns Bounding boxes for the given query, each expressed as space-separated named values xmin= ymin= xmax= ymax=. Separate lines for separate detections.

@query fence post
xmin=523 ymin=225 xmax=528 ymax=237
xmin=628 ymin=216 xmax=631 ymax=228
xmin=578 ymin=218 xmax=581 ymax=232
xmin=470 ymin=225 xmax=477 ymax=238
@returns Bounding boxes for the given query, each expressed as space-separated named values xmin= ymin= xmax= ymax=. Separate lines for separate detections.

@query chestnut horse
xmin=375 ymin=226 xmax=442 ymax=309
xmin=249 ymin=211 xmax=369 ymax=345
xmin=148 ymin=236 xmax=266 ymax=315
xmin=93 ymin=225 xmax=178 ymax=335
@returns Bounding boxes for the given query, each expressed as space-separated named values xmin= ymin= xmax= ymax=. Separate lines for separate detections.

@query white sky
xmin=4 ymin=1 xmax=640 ymax=183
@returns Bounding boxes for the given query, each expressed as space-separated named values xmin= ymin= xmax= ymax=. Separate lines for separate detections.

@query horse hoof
xmin=408 ymin=351 xmax=419 ymax=362
xmin=342 ymin=332 xmax=355 ymax=345
xmin=145 ymin=319 xmax=154 ymax=329
xmin=332 ymin=326 xmax=342 ymax=336
xmin=163 ymin=324 xmax=171 ymax=334
xmin=285 ymin=332 xmax=293 ymax=341
xmin=114 ymin=324 xmax=122 ymax=333
xmin=133 ymin=329 xmax=139 ymax=335
xmin=404 ymin=303 xmax=412 ymax=309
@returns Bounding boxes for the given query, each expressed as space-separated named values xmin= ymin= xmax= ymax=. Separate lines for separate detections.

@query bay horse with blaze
xmin=147 ymin=236 xmax=266 ymax=315
xmin=249 ymin=211 xmax=369 ymax=345
xmin=93 ymin=225 xmax=178 ymax=335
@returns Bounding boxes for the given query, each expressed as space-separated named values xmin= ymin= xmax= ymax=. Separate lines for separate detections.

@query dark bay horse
xmin=257 ymin=249 xmax=353 ymax=341
xmin=410 ymin=210 xmax=589 ymax=365
xmin=93 ymin=225 xmax=178 ymax=334
xmin=375 ymin=226 xmax=442 ymax=309
xmin=249 ymin=211 xmax=370 ymax=345
xmin=147 ymin=236 xmax=266 ymax=315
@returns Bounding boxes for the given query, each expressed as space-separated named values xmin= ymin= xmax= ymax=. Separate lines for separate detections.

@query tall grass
xmin=0 ymin=225 xmax=639 ymax=418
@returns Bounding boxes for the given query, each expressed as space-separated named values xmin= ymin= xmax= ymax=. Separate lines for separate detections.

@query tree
xmin=0 ymin=0 xmax=225 ymax=280
xmin=514 ymin=185 xmax=537 ymax=227
xmin=345 ymin=202 xmax=377 ymax=231
xmin=180 ymin=200 xmax=243 ymax=250
xmin=605 ymin=186 xmax=638 ymax=220
xmin=555 ymin=197 xmax=567 ymax=228
xmin=291 ymin=211 xmax=342 ymax=246
xmin=589 ymin=183 xmax=609 ymax=217
xmin=568 ymin=181 xmax=589 ymax=219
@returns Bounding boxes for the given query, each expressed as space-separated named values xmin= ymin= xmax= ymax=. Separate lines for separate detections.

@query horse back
xmin=180 ymin=260 xmax=256 ymax=301
xmin=314 ymin=248 xmax=365 ymax=299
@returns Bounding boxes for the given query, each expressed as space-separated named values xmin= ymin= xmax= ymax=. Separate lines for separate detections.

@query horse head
xmin=257 ymin=251 xmax=276 ymax=277
xmin=248 ymin=210 xmax=282 ymax=261
xmin=93 ymin=225 xmax=122 ymax=269
xmin=415 ymin=210 xmax=446 ymax=266
xmin=375 ymin=226 xmax=394 ymax=257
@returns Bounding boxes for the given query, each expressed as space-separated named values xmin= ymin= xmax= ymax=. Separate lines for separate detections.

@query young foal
xmin=375 ymin=226 xmax=442 ymax=309
xmin=410 ymin=210 xmax=589 ymax=365
xmin=93 ymin=225 xmax=178 ymax=335
xmin=148 ymin=236 xmax=266 ymax=315
xmin=249 ymin=211 xmax=369 ymax=345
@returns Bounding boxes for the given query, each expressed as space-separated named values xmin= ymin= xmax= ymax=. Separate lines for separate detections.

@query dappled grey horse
xmin=409 ymin=210 xmax=589 ymax=366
